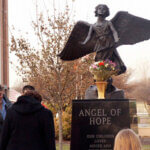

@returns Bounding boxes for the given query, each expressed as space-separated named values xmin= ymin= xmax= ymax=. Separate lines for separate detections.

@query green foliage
xmin=62 ymin=107 xmax=72 ymax=140
xmin=54 ymin=106 xmax=72 ymax=140
xmin=56 ymin=143 xmax=70 ymax=150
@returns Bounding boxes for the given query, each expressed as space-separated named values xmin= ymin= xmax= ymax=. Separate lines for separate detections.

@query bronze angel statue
xmin=58 ymin=4 xmax=150 ymax=75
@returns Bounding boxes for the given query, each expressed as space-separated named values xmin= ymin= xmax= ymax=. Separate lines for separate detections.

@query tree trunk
xmin=58 ymin=109 xmax=63 ymax=150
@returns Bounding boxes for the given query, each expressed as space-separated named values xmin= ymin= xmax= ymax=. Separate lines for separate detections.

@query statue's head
xmin=95 ymin=4 xmax=110 ymax=18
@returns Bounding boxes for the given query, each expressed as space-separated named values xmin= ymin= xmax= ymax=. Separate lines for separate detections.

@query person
xmin=81 ymin=4 xmax=126 ymax=74
xmin=22 ymin=85 xmax=48 ymax=108
xmin=0 ymin=85 xmax=12 ymax=143
xmin=114 ymin=128 xmax=142 ymax=150
xmin=0 ymin=91 xmax=56 ymax=150
xmin=22 ymin=85 xmax=35 ymax=94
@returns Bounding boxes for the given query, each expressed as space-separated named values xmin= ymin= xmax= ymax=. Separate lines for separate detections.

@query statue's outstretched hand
xmin=79 ymin=41 xmax=86 ymax=45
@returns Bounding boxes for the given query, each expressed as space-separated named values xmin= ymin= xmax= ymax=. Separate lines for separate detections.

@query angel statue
xmin=58 ymin=4 xmax=150 ymax=75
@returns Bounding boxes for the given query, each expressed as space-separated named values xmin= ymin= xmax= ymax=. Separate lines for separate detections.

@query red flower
xmin=99 ymin=62 xmax=104 ymax=66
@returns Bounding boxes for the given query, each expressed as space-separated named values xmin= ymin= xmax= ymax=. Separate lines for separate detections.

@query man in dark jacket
xmin=0 ymin=91 xmax=56 ymax=150
xmin=0 ymin=85 xmax=12 ymax=143
xmin=22 ymin=85 xmax=35 ymax=94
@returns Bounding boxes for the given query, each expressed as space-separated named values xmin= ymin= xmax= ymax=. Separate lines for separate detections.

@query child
xmin=114 ymin=129 xmax=142 ymax=150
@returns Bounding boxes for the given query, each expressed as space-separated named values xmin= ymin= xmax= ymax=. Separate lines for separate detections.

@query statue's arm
xmin=81 ymin=25 xmax=93 ymax=44
xmin=109 ymin=21 xmax=119 ymax=43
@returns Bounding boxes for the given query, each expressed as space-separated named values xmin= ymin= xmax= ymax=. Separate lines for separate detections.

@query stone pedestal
xmin=70 ymin=99 xmax=130 ymax=150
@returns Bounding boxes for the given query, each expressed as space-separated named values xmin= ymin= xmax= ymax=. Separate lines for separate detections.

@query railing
xmin=130 ymin=101 xmax=150 ymax=150
xmin=141 ymin=137 xmax=150 ymax=150
xmin=142 ymin=145 xmax=150 ymax=150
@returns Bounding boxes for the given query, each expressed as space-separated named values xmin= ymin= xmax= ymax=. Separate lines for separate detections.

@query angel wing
xmin=111 ymin=11 xmax=150 ymax=47
xmin=58 ymin=21 xmax=96 ymax=60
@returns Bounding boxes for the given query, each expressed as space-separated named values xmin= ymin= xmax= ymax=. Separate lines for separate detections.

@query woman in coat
xmin=0 ymin=91 xmax=56 ymax=150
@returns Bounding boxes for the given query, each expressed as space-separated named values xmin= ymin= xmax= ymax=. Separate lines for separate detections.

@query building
xmin=0 ymin=0 xmax=9 ymax=89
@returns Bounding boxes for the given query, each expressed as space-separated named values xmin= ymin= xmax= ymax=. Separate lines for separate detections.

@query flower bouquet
xmin=89 ymin=60 xmax=117 ymax=81
xmin=89 ymin=60 xmax=117 ymax=99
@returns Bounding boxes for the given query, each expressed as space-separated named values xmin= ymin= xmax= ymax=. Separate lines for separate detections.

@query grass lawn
xmin=56 ymin=143 xmax=70 ymax=150
xmin=142 ymin=145 xmax=150 ymax=150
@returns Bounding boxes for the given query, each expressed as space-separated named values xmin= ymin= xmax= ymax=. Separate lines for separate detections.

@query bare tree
xmin=10 ymin=4 xmax=77 ymax=150
xmin=113 ymin=69 xmax=133 ymax=98
xmin=113 ymin=61 xmax=150 ymax=113
xmin=128 ymin=61 xmax=150 ymax=113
